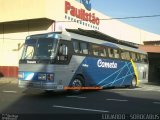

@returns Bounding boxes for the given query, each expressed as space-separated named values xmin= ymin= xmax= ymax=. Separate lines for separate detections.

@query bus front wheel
xmin=70 ymin=75 xmax=84 ymax=93
xmin=72 ymin=76 xmax=84 ymax=87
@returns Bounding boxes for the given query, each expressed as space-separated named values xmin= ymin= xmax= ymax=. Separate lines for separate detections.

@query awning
xmin=66 ymin=28 xmax=139 ymax=48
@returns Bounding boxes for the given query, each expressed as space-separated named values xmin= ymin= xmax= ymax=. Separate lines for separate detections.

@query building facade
xmin=139 ymin=41 xmax=160 ymax=83
xmin=0 ymin=0 xmax=160 ymax=77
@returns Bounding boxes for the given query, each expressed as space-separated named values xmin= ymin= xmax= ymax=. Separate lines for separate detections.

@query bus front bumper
xmin=18 ymin=80 xmax=64 ymax=91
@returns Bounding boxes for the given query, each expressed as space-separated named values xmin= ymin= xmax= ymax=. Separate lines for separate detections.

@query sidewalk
xmin=0 ymin=77 xmax=18 ymax=84
xmin=136 ymin=82 xmax=160 ymax=92
xmin=139 ymin=81 xmax=160 ymax=86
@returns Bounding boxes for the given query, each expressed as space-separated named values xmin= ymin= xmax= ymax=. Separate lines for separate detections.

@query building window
xmin=65 ymin=15 xmax=67 ymax=19
xmin=68 ymin=16 xmax=70 ymax=20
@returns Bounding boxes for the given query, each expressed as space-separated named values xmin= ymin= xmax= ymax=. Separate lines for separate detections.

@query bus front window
xmin=23 ymin=45 xmax=35 ymax=59
xmin=21 ymin=38 xmax=57 ymax=60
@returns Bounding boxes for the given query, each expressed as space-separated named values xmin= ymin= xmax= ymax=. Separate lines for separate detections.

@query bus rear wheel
xmin=130 ymin=77 xmax=137 ymax=88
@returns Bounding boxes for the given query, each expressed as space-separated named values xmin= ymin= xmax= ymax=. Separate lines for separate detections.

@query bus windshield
xmin=21 ymin=38 xmax=57 ymax=60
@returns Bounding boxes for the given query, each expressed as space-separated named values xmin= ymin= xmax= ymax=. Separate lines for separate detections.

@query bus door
xmin=54 ymin=40 xmax=73 ymax=86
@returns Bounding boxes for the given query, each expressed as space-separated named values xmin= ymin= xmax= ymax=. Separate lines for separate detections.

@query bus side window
xmin=121 ymin=51 xmax=125 ymax=60
xmin=105 ymin=47 xmax=109 ymax=58
xmin=121 ymin=51 xmax=130 ymax=60
xmin=73 ymin=40 xmax=79 ymax=53
xmin=92 ymin=44 xmax=107 ymax=57
xmin=100 ymin=47 xmax=107 ymax=57
xmin=126 ymin=51 xmax=131 ymax=60
xmin=108 ymin=48 xmax=114 ymax=58
xmin=140 ymin=54 xmax=148 ymax=63
xmin=113 ymin=49 xmax=120 ymax=59
xmin=144 ymin=55 xmax=148 ymax=63
xmin=136 ymin=53 xmax=141 ymax=62
xmin=80 ymin=42 xmax=89 ymax=55
xmin=131 ymin=52 xmax=136 ymax=61
xmin=92 ymin=44 xmax=99 ymax=56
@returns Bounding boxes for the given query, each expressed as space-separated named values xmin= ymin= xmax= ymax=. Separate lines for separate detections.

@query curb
xmin=0 ymin=77 xmax=18 ymax=84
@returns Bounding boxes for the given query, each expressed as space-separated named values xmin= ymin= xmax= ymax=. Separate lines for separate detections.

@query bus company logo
xmin=81 ymin=0 xmax=92 ymax=11
xmin=65 ymin=1 xmax=100 ymax=25
xmin=97 ymin=59 xmax=117 ymax=69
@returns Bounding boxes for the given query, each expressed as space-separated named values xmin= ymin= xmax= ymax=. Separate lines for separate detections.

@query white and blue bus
xmin=18 ymin=29 xmax=148 ymax=91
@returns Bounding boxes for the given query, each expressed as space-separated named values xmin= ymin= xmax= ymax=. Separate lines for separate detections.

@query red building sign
xmin=65 ymin=1 xmax=100 ymax=25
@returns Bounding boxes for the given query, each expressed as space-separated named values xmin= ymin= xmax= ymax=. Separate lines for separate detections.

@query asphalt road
xmin=0 ymin=82 xmax=160 ymax=120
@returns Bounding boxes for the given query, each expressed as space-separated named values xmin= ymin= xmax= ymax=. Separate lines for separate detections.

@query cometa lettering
xmin=65 ymin=1 xmax=100 ymax=25
xmin=97 ymin=59 xmax=117 ymax=69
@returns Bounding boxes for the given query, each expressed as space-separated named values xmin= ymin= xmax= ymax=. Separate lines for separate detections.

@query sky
xmin=89 ymin=0 xmax=160 ymax=35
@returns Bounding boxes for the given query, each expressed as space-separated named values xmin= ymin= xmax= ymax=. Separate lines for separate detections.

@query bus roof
xmin=26 ymin=32 xmax=62 ymax=39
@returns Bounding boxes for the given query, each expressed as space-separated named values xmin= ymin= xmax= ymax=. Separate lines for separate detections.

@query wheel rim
xmin=72 ymin=79 xmax=82 ymax=87
xmin=132 ymin=78 xmax=137 ymax=87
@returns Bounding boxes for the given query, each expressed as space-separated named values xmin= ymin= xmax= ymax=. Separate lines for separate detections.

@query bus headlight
xmin=38 ymin=74 xmax=46 ymax=80
xmin=47 ymin=74 xmax=54 ymax=81
xmin=18 ymin=72 xmax=24 ymax=79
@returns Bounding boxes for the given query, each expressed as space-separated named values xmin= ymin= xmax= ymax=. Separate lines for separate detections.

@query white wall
xmin=0 ymin=0 xmax=160 ymax=67
xmin=53 ymin=0 xmax=160 ymax=44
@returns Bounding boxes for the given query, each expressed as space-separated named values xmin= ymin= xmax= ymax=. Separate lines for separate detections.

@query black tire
xmin=130 ymin=77 xmax=137 ymax=88
xmin=70 ymin=75 xmax=84 ymax=93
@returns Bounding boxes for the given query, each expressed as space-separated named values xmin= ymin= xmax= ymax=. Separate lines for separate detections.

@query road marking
xmin=153 ymin=102 xmax=160 ymax=105
xmin=145 ymin=88 xmax=154 ymax=91
xmin=66 ymin=96 xmax=86 ymax=99
xmin=110 ymin=88 xmax=160 ymax=92
xmin=113 ymin=91 xmax=127 ymax=94
xmin=106 ymin=98 xmax=128 ymax=102
xmin=137 ymin=89 xmax=160 ymax=92
xmin=3 ymin=90 xmax=17 ymax=93
xmin=53 ymin=105 xmax=109 ymax=113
